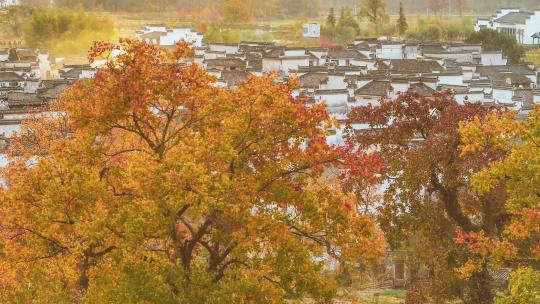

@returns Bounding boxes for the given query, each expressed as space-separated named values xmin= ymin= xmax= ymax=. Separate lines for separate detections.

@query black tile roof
xmin=355 ymin=80 xmax=391 ymax=96
xmin=494 ymin=12 xmax=533 ymax=24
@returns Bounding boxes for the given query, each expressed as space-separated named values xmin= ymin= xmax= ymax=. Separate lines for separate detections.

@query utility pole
xmin=448 ymin=0 xmax=452 ymax=16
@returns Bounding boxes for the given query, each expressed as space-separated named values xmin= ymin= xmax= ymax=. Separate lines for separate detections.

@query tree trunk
xmin=465 ymin=261 xmax=493 ymax=304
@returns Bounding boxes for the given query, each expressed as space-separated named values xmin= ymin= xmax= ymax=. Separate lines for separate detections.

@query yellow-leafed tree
xmin=0 ymin=40 xmax=383 ymax=303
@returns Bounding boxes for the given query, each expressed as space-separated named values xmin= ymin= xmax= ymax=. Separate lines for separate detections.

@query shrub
xmin=23 ymin=8 xmax=114 ymax=56
xmin=406 ymin=16 xmax=473 ymax=42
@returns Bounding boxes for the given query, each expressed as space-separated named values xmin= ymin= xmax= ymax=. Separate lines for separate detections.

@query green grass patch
xmin=356 ymin=289 xmax=406 ymax=304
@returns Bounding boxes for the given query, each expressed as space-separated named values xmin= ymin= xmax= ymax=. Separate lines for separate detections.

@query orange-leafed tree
xmin=459 ymin=106 xmax=540 ymax=303
xmin=222 ymin=0 xmax=253 ymax=24
xmin=0 ymin=39 xmax=383 ymax=303
xmin=346 ymin=91 xmax=508 ymax=303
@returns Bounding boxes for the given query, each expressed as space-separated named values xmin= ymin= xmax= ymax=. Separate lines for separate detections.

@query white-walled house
xmin=136 ymin=25 xmax=204 ymax=47
xmin=353 ymin=80 xmax=392 ymax=108
xmin=208 ymin=43 xmax=239 ymax=55
xmin=138 ymin=24 xmax=168 ymax=34
xmin=314 ymin=89 xmax=349 ymax=120
xmin=0 ymin=119 xmax=21 ymax=140
xmin=376 ymin=43 xmax=404 ymax=59
xmin=0 ymin=50 xmax=9 ymax=62
xmin=0 ymin=0 xmax=20 ymax=8
xmin=0 ymin=72 xmax=24 ymax=88
xmin=480 ymin=51 xmax=507 ymax=66
xmin=302 ymin=23 xmax=321 ymax=38
xmin=161 ymin=28 xmax=203 ymax=47
xmin=262 ymin=48 xmax=311 ymax=75
xmin=474 ymin=9 xmax=540 ymax=45
xmin=1 ymin=36 xmax=538 ymax=155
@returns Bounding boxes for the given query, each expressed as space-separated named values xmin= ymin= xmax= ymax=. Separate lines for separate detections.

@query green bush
xmin=23 ymin=8 xmax=114 ymax=56
xmin=465 ymin=28 xmax=525 ymax=64
xmin=204 ymin=26 xmax=273 ymax=44
xmin=406 ymin=16 xmax=473 ymax=42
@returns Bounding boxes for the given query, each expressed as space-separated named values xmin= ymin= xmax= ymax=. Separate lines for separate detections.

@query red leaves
xmin=347 ymin=90 xmax=506 ymax=195
xmin=454 ymin=227 xmax=492 ymax=256
xmin=88 ymin=40 xmax=117 ymax=64
xmin=339 ymin=143 xmax=382 ymax=185
xmin=347 ymin=88 xmax=516 ymax=291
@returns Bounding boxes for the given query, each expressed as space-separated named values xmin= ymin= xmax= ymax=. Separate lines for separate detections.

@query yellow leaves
xmin=458 ymin=106 xmax=540 ymax=270
xmin=455 ymin=259 xmax=485 ymax=280
xmin=0 ymin=40 xmax=384 ymax=303
xmin=506 ymin=221 xmax=530 ymax=240
xmin=470 ymin=161 xmax=504 ymax=195
xmin=492 ymin=241 xmax=518 ymax=264
xmin=459 ymin=110 xmax=516 ymax=156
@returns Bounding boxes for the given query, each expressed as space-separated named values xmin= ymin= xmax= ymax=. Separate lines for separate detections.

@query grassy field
xmin=356 ymin=289 xmax=407 ymax=304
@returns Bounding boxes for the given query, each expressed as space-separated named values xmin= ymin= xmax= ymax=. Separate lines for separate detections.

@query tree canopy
xmin=359 ymin=0 xmax=388 ymax=33
xmin=466 ymin=29 xmax=525 ymax=64
xmin=347 ymin=91 xmax=510 ymax=303
xmin=460 ymin=106 xmax=540 ymax=304
xmin=0 ymin=40 xmax=383 ymax=303
xmin=222 ymin=0 xmax=253 ymax=24
xmin=397 ymin=2 xmax=408 ymax=36
xmin=22 ymin=8 xmax=114 ymax=56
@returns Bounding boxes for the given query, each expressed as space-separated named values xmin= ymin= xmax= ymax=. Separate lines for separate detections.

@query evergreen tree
xmin=335 ymin=7 xmax=360 ymax=44
xmin=326 ymin=7 xmax=336 ymax=27
xmin=359 ymin=0 xmax=388 ymax=34
xmin=466 ymin=29 xmax=525 ymax=64
xmin=397 ymin=2 xmax=408 ymax=36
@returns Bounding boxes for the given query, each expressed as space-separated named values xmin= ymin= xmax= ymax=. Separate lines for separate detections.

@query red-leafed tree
xmin=345 ymin=91 xmax=508 ymax=303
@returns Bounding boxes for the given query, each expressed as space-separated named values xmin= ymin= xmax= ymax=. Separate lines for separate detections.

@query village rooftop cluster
xmin=0 ymin=13 xmax=539 ymax=150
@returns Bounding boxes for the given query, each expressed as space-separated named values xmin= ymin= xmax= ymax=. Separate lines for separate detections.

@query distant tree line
xmin=330 ymin=0 xmax=540 ymax=14
xmin=21 ymin=0 xmax=540 ymax=15
xmin=0 ymin=6 xmax=115 ymax=56
xmin=44 ymin=0 xmax=320 ymax=18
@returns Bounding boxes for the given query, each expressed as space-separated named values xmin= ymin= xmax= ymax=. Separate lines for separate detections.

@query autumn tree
xmin=460 ymin=106 xmax=540 ymax=303
xmin=0 ymin=40 xmax=383 ymax=303
xmin=496 ymin=267 xmax=540 ymax=303
xmin=346 ymin=91 xmax=509 ymax=303
xmin=359 ymin=0 xmax=388 ymax=33
xmin=222 ymin=0 xmax=253 ymax=24
xmin=397 ymin=2 xmax=408 ymax=36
